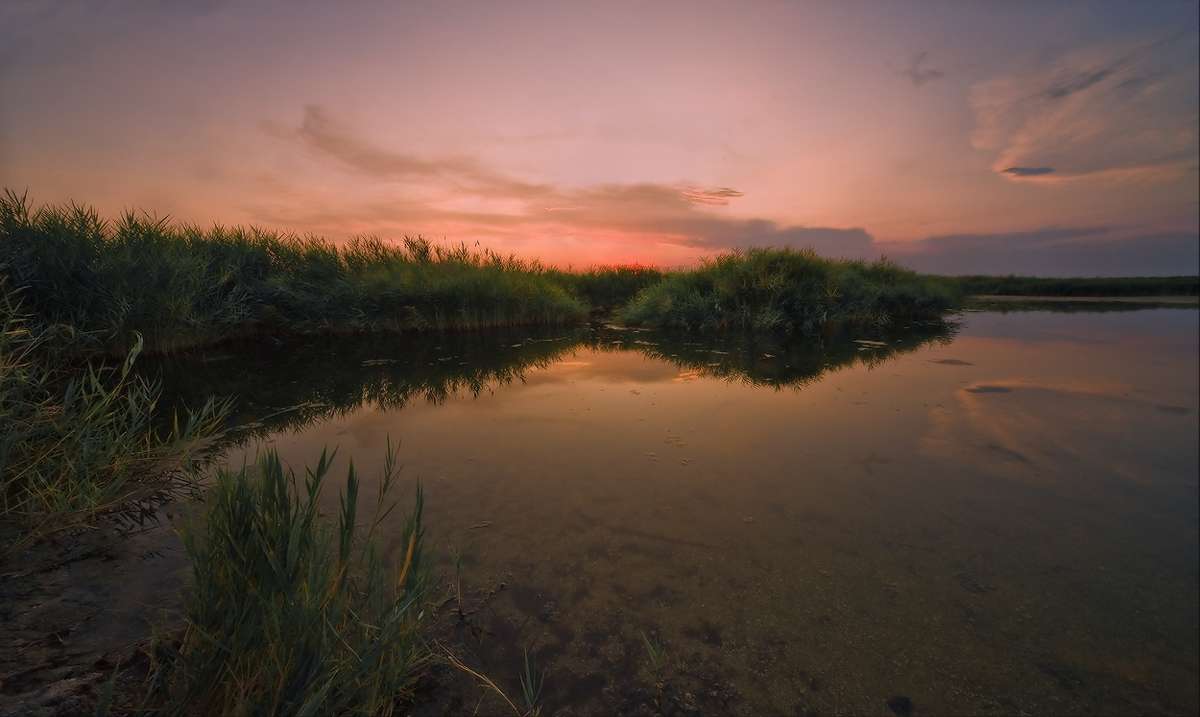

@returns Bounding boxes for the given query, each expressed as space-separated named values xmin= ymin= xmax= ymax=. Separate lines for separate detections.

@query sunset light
xmin=2 ymin=1 xmax=1196 ymax=274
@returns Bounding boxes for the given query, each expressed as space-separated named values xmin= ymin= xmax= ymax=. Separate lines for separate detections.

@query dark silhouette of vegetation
xmin=955 ymin=274 xmax=1198 ymax=297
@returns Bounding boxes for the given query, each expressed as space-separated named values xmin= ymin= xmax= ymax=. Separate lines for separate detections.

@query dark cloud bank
xmin=880 ymin=228 xmax=1199 ymax=277
xmin=675 ymin=221 xmax=1197 ymax=278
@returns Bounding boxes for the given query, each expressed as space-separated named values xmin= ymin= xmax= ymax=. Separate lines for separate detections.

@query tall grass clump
xmin=0 ymin=190 xmax=587 ymax=356
xmin=616 ymin=247 xmax=960 ymax=332
xmin=548 ymin=264 xmax=666 ymax=314
xmin=0 ymin=283 xmax=228 ymax=550
xmin=145 ymin=446 xmax=430 ymax=716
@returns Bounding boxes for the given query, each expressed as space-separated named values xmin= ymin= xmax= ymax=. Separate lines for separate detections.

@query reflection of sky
xmin=221 ymin=309 xmax=1199 ymax=711
xmin=229 ymin=309 xmax=1198 ymax=507
xmin=3 ymin=2 xmax=1196 ymax=275
xmin=960 ymin=308 xmax=1200 ymax=347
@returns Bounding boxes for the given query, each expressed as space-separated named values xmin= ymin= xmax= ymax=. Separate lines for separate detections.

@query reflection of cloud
xmin=894 ymin=51 xmax=945 ymax=87
xmin=1001 ymin=166 xmax=1054 ymax=177
xmin=883 ymin=227 xmax=1199 ymax=277
xmin=971 ymin=34 xmax=1199 ymax=182
xmin=921 ymin=376 xmax=1194 ymax=490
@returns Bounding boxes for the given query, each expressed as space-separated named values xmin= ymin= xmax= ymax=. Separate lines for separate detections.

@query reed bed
xmin=143 ymin=446 xmax=430 ymax=716
xmin=0 ymin=190 xmax=587 ymax=357
xmin=615 ymin=247 xmax=960 ymax=331
xmin=547 ymin=264 xmax=666 ymax=314
xmin=0 ymin=284 xmax=227 ymax=551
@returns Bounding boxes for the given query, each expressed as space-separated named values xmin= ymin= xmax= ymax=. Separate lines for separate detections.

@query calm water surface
xmin=216 ymin=309 xmax=1198 ymax=715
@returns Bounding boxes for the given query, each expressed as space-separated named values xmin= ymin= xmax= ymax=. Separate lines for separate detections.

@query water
xmin=173 ymin=308 xmax=1198 ymax=715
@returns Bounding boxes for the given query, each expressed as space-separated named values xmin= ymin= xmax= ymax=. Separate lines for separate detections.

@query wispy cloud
xmin=1001 ymin=167 xmax=1054 ymax=177
xmin=258 ymin=105 xmax=1194 ymax=276
xmin=256 ymin=106 xmax=875 ymax=260
xmin=679 ymin=186 xmax=744 ymax=205
xmin=894 ymin=51 xmax=945 ymax=87
xmin=971 ymin=33 xmax=1199 ymax=183
xmin=267 ymin=104 xmax=554 ymax=200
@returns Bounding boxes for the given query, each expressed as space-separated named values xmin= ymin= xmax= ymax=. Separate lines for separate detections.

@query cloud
xmin=882 ymin=226 xmax=1199 ymax=277
xmin=970 ymin=33 xmax=1199 ymax=182
xmin=894 ymin=51 xmax=945 ymax=87
xmin=271 ymin=104 xmax=553 ymax=200
xmin=1001 ymin=167 xmax=1054 ymax=177
xmin=259 ymin=106 xmax=1194 ymax=275
xmin=679 ymin=186 xmax=744 ymax=205
xmin=258 ymin=108 xmax=877 ymax=259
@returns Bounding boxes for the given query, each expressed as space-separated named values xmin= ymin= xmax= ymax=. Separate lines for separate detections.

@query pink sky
xmin=2 ymin=1 xmax=1196 ymax=275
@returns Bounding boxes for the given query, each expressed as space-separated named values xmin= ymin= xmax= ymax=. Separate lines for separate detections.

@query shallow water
xmin=215 ymin=309 xmax=1198 ymax=715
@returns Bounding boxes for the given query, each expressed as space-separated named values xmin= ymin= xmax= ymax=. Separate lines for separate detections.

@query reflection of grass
xmin=141 ymin=325 xmax=589 ymax=446
xmin=591 ymin=320 xmax=958 ymax=390
xmin=144 ymin=446 xmax=430 ymax=715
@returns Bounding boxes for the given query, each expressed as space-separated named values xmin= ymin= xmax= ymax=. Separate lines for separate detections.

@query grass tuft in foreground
xmin=616 ymin=247 xmax=960 ymax=331
xmin=143 ymin=445 xmax=430 ymax=716
xmin=0 ymin=283 xmax=228 ymax=552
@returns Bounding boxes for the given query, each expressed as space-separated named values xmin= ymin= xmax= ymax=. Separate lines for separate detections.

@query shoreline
xmin=970 ymin=294 xmax=1198 ymax=304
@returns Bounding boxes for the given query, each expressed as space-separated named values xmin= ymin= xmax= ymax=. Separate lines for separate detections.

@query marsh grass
xmin=548 ymin=264 xmax=666 ymax=314
xmin=0 ymin=284 xmax=228 ymax=552
xmin=616 ymin=247 xmax=960 ymax=331
xmin=640 ymin=631 xmax=668 ymax=713
xmin=0 ymin=190 xmax=586 ymax=356
xmin=520 ymin=647 xmax=545 ymax=716
xmin=143 ymin=444 xmax=430 ymax=716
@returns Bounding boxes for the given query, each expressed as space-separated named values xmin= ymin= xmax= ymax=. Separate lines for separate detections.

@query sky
xmin=2 ymin=0 xmax=1197 ymax=276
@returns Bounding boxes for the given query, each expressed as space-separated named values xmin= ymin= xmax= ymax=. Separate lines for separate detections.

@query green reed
xmin=520 ymin=646 xmax=545 ymax=717
xmin=547 ymin=264 xmax=667 ymax=314
xmin=0 ymin=190 xmax=587 ymax=357
xmin=0 ymin=284 xmax=228 ymax=552
xmin=144 ymin=445 xmax=431 ymax=716
xmin=616 ymin=247 xmax=961 ymax=331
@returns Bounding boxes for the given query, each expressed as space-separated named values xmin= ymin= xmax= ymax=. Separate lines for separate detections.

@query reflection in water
xmin=144 ymin=320 xmax=956 ymax=442
xmin=596 ymin=320 xmax=956 ymax=389
xmin=150 ymin=311 xmax=1197 ymax=715
xmin=143 ymin=325 xmax=589 ymax=444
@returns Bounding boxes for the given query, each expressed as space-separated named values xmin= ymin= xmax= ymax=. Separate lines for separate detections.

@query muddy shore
xmin=0 ymin=514 xmax=190 ymax=716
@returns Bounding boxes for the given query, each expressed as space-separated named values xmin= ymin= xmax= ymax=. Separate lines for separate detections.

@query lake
xmin=176 ymin=307 xmax=1198 ymax=715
